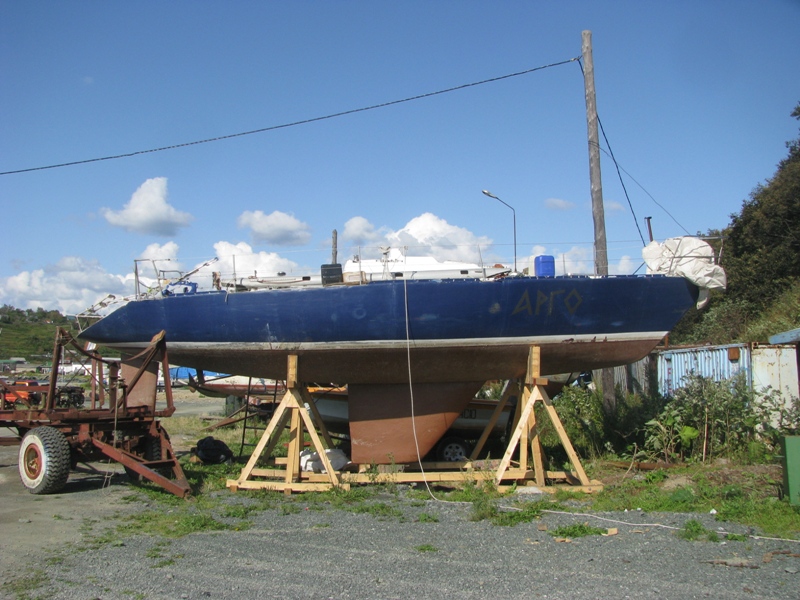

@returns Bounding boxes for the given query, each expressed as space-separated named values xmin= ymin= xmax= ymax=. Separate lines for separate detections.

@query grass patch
xmin=490 ymin=501 xmax=544 ymax=527
xmin=279 ymin=503 xmax=301 ymax=516
xmin=417 ymin=512 xmax=439 ymax=523
xmin=415 ymin=544 xmax=438 ymax=552
xmin=85 ymin=419 xmax=800 ymax=546
xmin=351 ymin=502 xmax=404 ymax=520
xmin=116 ymin=510 xmax=233 ymax=538
xmin=553 ymin=489 xmax=589 ymax=503
xmin=1 ymin=569 xmax=49 ymax=598
xmin=677 ymin=519 xmax=720 ymax=542
xmin=549 ymin=523 xmax=606 ymax=538
xmin=145 ymin=540 xmax=170 ymax=559
xmin=152 ymin=558 xmax=178 ymax=568
xmin=222 ymin=503 xmax=264 ymax=519
xmin=300 ymin=485 xmax=379 ymax=508
xmin=589 ymin=463 xmax=800 ymax=538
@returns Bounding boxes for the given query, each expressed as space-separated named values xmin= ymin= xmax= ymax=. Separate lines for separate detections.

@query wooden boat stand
xmin=226 ymin=347 xmax=602 ymax=494
xmin=227 ymin=355 xmax=348 ymax=494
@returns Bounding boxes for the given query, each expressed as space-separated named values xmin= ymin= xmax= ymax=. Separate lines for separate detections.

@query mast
xmin=582 ymin=30 xmax=608 ymax=276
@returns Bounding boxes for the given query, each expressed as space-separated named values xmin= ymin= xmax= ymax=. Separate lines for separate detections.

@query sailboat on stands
xmin=78 ymin=240 xmax=724 ymax=464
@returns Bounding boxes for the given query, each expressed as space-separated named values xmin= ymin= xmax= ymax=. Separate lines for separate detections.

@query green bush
xmin=643 ymin=373 xmax=800 ymax=463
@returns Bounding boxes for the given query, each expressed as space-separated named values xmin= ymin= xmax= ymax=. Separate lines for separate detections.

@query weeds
xmin=351 ymin=502 xmax=404 ymax=520
xmin=490 ymin=501 xmax=544 ymax=526
xmin=590 ymin=463 xmax=800 ymax=538
xmin=1 ymin=569 xmax=49 ymax=598
xmin=644 ymin=374 xmax=800 ymax=462
xmin=677 ymin=519 xmax=719 ymax=542
xmin=549 ymin=523 xmax=606 ymax=538
xmin=417 ymin=513 xmax=439 ymax=523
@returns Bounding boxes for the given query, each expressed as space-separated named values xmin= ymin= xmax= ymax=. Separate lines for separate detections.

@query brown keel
xmin=348 ymin=382 xmax=484 ymax=464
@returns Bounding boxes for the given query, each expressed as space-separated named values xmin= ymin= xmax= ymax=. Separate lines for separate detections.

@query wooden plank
xmin=299 ymin=387 xmax=335 ymax=449
xmin=236 ymin=391 xmax=293 ymax=481
xmin=293 ymin=390 xmax=341 ymax=486
xmin=226 ymin=479 xmax=343 ymax=493
xmin=537 ymin=385 xmax=591 ymax=485
xmin=287 ymin=354 xmax=299 ymax=389
xmin=285 ymin=401 xmax=302 ymax=483
xmin=469 ymin=380 xmax=516 ymax=460
xmin=530 ymin=409 xmax=546 ymax=486
xmin=527 ymin=346 xmax=540 ymax=385
xmin=343 ymin=470 xmax=496 ymax=484
xmin=494 ymin=385 xmax=536 ymax=484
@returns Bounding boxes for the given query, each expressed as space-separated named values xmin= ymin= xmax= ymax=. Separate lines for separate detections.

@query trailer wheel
xmin=18 ymin=426 xmax=71 ymax=494
xmin=125 ymin=435 xmax=168 ymax=482
xmin=436 ymin=437 xmax=471 ymax=462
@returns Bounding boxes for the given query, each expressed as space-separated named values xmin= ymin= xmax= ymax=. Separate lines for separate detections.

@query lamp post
xmin=482 ymin=190 xmax=517 ymax=273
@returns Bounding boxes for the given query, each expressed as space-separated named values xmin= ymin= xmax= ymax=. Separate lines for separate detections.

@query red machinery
xmin=0 ymin=328 xmax=190 ymax=498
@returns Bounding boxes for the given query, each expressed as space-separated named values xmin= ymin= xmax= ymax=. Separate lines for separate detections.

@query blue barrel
xmin=534 ymin=255 xmax=555 ymax=277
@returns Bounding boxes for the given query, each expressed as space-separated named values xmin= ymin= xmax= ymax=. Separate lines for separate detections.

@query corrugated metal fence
xmin=594 ymin=343 xmax=799 ymax=401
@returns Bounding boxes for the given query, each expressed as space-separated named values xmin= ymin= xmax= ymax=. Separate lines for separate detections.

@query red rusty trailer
xmin=0 ymin=328 xmax=190 ymax=498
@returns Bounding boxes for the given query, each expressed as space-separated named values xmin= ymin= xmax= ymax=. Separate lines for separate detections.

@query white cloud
xmin=342 ymin=216 xmax=384 ymax=245
xmin=613 ymin=255 xmax=636 ymax=275
xmin=386 ymin=213 xmax=493 ymax=263
xmin=138 ymin=241 xmax=180 ymax=262
xmin=0 ymin=242 xmax=189 ymax=314
xmin=0 ymin=257 xmax=132 ymax=315
xmin=102 ymin=177 xmax=193 ymax=236
xmin=341 ymin=213 xmax=493 ymax=264
xmin=188 ymin=241 xmax=301 ymax=286
xmin=605 ymin=200 xmax=625 ymax=212
xmin=545 ymin=197 xmax=575 ymax=211
xmin=553 ymin=246 xmax=594 ymax=275
xmin=238 ymin=210 xmax=311 ymax=246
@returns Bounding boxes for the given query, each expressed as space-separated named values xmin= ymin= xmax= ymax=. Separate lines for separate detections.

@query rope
xmin=403 ymin=278 xmax=444 ymax=501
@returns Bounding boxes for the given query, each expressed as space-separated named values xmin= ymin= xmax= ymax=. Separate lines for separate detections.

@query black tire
xmin=436 ymin=437 xmax=471 ymax=462
xmin=125 ymin=435 xmax=168 ymax=482
xmin=18 ymin=426 xmax=71 ymax=494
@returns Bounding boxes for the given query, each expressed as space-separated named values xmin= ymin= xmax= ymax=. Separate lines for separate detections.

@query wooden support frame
xmin=494 ymin=346 xmax=601 ymax=492
xmin=225 ymin=346 xmax=601 ymax=495
xmin=227 ymin=355 xmax=347 ymax=494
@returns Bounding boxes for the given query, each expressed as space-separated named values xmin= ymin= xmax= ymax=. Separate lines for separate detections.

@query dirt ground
xmin=0 ymin=393 xmax=222 ymax=581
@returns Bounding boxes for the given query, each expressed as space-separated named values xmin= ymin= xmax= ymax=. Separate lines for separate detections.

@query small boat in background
xmin=187 ymin=374 xmax=285 ymax=399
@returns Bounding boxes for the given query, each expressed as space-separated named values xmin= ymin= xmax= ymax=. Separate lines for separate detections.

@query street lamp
xmin=482 ymin=190 xmax=517 ymax=273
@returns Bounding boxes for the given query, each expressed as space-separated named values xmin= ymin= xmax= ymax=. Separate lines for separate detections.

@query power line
xmin=1 ymin=57 xmax=579 ymax=177
xmin=594 ymin=144 xmax=692 ymax=236
xmin=576 ymin=57 xmax=690 ymax=241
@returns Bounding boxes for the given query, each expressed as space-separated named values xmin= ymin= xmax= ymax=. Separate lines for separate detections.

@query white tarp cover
xmin=299 ymin=448 xmax=350 ymax=473
xmin=642 ymin=237 xmax=727 ymax=309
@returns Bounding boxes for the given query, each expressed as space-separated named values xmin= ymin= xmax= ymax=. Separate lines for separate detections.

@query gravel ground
xmin=2 ymin=396 xmax=798 ymax=599
xmin=3 ymin=485 xmax=799 ymax=600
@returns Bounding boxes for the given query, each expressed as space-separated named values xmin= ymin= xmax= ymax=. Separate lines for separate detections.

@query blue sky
xmin=1 ymin=1 xmax=798 ymax=313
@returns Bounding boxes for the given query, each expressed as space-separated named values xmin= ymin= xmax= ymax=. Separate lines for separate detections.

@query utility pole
xmin=583 ymin=30 xmax=615 ymax=416
xmin=582 ymin=30 xmax=608 ymax=277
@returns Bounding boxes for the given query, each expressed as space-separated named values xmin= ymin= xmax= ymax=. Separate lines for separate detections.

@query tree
xmin=722 ymin=102 xmax=800 ymax=309
xmin=672 ymin=102 xmax=800 ymax=344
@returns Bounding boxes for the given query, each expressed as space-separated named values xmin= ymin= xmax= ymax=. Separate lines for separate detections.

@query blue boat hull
xmin=80 ymin=275 xmax=698 ymax=384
